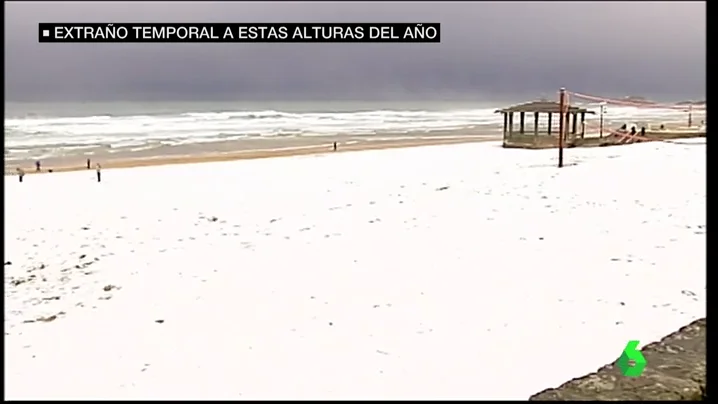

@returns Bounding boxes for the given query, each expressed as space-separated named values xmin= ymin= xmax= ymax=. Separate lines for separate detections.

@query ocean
xmin=4 ymin=100 xmax=703 ymax=166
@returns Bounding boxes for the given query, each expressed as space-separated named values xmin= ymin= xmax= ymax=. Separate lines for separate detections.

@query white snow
xmin=5 ymin=140 xmax=706 ymax=400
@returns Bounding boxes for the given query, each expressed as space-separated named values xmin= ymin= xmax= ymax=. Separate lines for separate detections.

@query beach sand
xmin=5 ymin=133 xmax=501 ymax=176
xmin=5 ymin=138 xmax=706 ymax=399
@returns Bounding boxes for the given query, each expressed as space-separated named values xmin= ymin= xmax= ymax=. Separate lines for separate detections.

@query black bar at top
xmin=38 ymin=23 xmax=441 ymax=43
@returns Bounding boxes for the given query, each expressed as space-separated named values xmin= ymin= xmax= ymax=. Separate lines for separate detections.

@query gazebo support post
xmin=547 ymin=113 xmax=552 ymax=135
xmin=508 ymin=113 xmax=514 ymax=138
xmin=572 ymin=112 xmax=578 ymax=135
xmin=502 ymin=112 xmax=508 ymax=142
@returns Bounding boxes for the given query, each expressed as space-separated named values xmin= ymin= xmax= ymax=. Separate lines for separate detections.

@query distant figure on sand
xmin=96 ymin=163 xmax=102 ymax=183
xmin=35 ymin=160 xmax=41 ymax=172
xmin=87 ymin=158 xmax=91 ymax=169
xmin=333 ymin=142 xmax=337 ymax=151
xmin=16 ymin=167 xmax=25 ymax=183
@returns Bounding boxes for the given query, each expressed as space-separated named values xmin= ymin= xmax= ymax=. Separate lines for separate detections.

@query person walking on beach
xmin=16 ymin=167 xmax=25 ymax=183
xmin=86 ymin=158 xmax=91 ymax=169
xmin=96 ymin=163 xmax=102 ymax=183
xmin=333 ymin=142 xmax=337 ymax=151
xmin=35 ymin=160 xmax=41 ymax=172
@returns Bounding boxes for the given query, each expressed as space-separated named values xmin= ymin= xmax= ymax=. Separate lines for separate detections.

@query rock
xmin=4 ymin=261 xmax=11 ymax=266
xmin=10 ymin=278 xmax=28 ymax=286
xmin=102 ymin=284 xmax=118 ymax=292
xmin=530 ymin=318 xmax=706 ymax=401
xmin=155 ymin=319 xmax=165 ymax=324
xmin=37 ymin=314 xmax=58 ymax=323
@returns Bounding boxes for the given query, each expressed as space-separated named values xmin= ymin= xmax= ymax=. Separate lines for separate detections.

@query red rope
xmin=568 ymin=91 xmax=705 ymax=111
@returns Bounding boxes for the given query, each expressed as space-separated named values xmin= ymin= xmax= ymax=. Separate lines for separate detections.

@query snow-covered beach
xmin=5 ymin=140 xmax=706 ymax=400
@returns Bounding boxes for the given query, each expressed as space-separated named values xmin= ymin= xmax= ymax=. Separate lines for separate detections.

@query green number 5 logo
xmin=617 ymin=340 xmax=647 ymax=377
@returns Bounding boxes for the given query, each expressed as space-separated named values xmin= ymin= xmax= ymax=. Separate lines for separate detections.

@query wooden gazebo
xmin=495 ymin=100 xmax=594 ymax=147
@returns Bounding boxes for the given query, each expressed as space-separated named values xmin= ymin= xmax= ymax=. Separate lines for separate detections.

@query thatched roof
xmin=495 ymin=100 xmax=595 ymax=114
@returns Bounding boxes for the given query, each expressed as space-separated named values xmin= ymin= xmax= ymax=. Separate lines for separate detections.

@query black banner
xmin=38 ymin=23 xmax=441 ymax=43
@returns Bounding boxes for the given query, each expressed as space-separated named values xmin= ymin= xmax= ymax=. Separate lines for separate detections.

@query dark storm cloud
xmin=4 ymin=1 xmax=706 ymax=101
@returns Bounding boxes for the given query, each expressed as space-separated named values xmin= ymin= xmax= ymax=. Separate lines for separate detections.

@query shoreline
xmin=5 ymin=135 xmax=501 ymax=176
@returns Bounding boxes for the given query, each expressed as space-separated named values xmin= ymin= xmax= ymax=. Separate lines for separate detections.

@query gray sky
xmin=5 ymin=1 xmax=706 ymax=102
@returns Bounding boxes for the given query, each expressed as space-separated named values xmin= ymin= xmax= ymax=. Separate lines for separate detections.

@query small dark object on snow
xmin=38 ymin=314 xmax=58 ymax=322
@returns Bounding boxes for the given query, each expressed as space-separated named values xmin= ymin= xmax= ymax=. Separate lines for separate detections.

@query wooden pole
xmin=688 ymin=105 xmax=693 ymax=128
xmin=558 ymin=88 xmax=566 ymax=168
xmin=599 ymin=104 xmax=605 ymax=138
